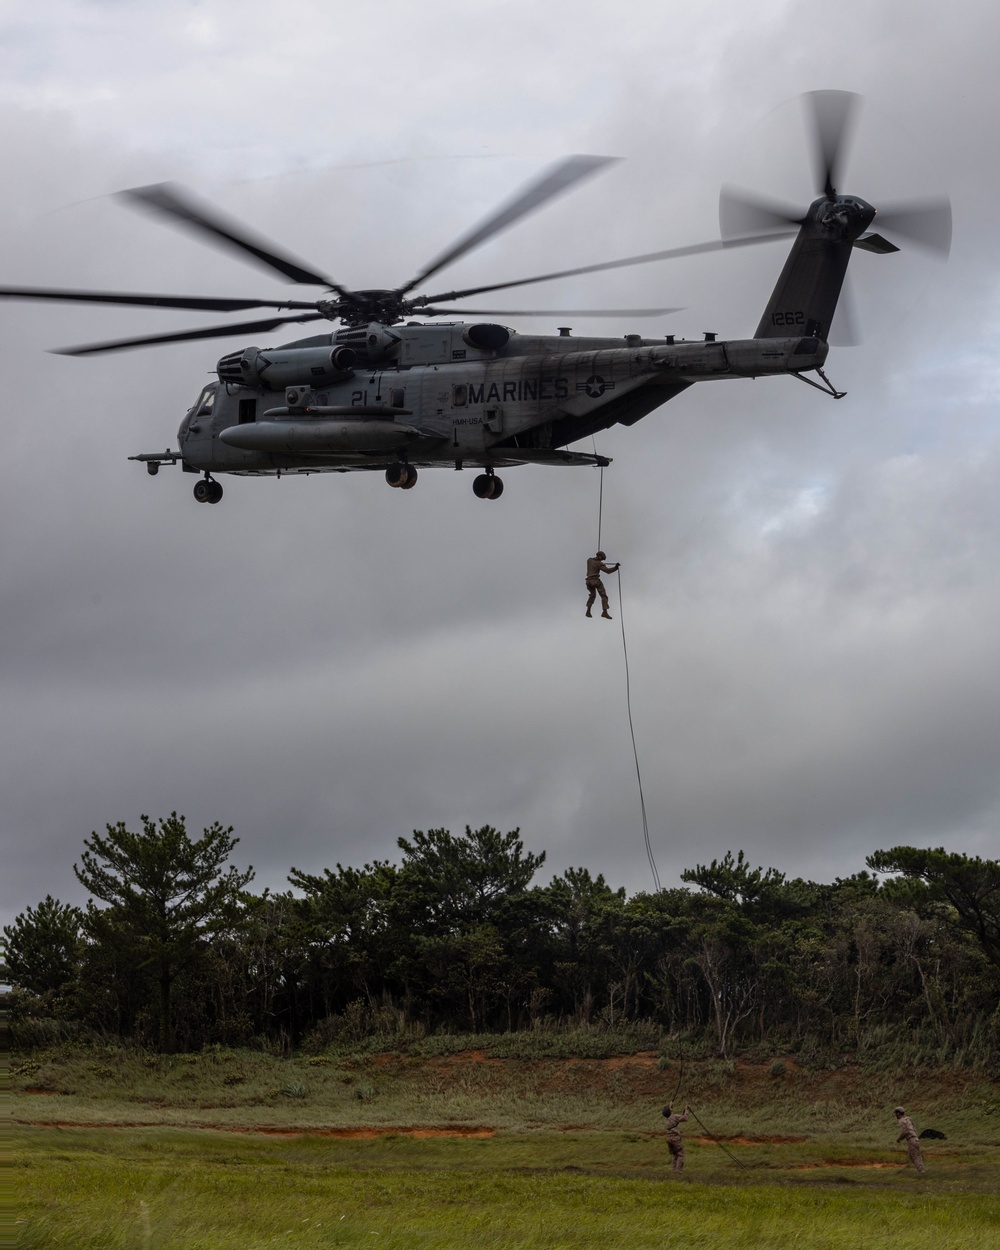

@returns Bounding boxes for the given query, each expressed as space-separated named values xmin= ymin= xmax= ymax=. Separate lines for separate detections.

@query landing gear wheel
xmin=386 ymin=464 xmax=407 ymax=488
xmin=207 ymin=480 xmax=224 ymax=504
xmin=400 ymin=466 xmax=418 ymax=490
xmin=473 ymin=473 xmax=503 ymax=499
xmin=193 ymin=479 xmax=212 ymax=503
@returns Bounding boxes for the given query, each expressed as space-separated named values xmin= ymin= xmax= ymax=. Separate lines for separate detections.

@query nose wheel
xmin=193 ymin=478 xmax=224 ymax=504
xmin=386 ymin=464 xmax=418 ymax=490
xmin=473 ymin=472 xmax=504 ymax=499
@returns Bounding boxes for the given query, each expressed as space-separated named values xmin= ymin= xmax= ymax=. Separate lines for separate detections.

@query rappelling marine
xmin=585 ymin=551 xmax=619 ymax=619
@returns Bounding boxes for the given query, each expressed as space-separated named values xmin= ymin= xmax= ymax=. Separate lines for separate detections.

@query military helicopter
xmin=1 ymin=91 xmax=949 ymax=504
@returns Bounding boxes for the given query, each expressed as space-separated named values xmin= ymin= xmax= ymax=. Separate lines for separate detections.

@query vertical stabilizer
xmin=755 ymin=196 xmax=874 ymax=340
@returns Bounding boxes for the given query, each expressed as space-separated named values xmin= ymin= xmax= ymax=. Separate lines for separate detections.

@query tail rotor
xmin=721 ymin=91 xmax=951 ymax=344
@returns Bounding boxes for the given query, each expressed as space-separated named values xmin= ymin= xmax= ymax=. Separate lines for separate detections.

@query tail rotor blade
xmin=806 ymin=90 xmax=860 ymax=198
xmin=874 ymin=197 xmax=952 ymax=255
xmin=720 ymin=186 xmax=803 ymax=240
xmin=829 ymin=271 xmax=862 ymax=347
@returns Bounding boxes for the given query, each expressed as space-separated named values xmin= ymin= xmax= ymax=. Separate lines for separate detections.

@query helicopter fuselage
xmin=165 ymin=322 xmax=828 ymax=488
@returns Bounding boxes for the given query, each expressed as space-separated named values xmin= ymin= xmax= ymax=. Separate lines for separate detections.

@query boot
xmin=585 ymin=609 xmax=592 ymax=617
xmin=602 ymin=611 xmax=612 ymax=619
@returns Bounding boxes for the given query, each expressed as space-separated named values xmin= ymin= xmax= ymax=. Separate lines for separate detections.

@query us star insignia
xmin=578 ymin=375 xmax=615 ymax=398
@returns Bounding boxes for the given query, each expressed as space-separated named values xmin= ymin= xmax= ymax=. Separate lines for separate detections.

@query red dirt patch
xmin=231 ymin=1125 xmax=495 ymax=1139
xmin=23 ymin=1088 xmax=60 ymax=1095
xmin=604 ymin=1053 xmax=659 ymax=1070
xmin=22 ymin=1120 xmax=494 ymax=1139
xmin=27 ymin=1121 xmax=166 ymax=1130
xmin=787 ymin=1160 xmax=906 ymax=1170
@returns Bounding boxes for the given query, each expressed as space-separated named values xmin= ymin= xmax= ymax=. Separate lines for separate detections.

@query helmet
xmin=596 ymin=550 xmax=606 ymax=560
xmin=894 ymin=1106 xmax=906 ymax=1115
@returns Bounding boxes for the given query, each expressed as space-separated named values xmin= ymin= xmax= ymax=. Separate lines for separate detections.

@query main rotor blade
xmin=420 ymin=306 xmax=682 ymax=318
xmin=0 ymin=285 xmax=322 ymax=313
xmin=53 ymin=312 xmax=328 ymax=356
xmin=806 ymin=90 xmax=859 ymax=198
xmin=120 ymin=183 xmax=347 ymax=291
xmin=415 ymin=232 xmax=793 ymax=306
xmin=719 ymin=186 xmax=803 ymax=240
xmin=874 ymin=197 xmax=952 ymax=255
xmin=398 ymin=154 xmax=619 ymax=296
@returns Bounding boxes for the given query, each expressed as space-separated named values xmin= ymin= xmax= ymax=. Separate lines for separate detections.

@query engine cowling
xmin=217 ymin=344 xmax=357 ymax=388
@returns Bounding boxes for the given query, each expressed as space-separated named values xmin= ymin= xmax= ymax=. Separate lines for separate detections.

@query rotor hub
xmin=812 ymin=194 xmax=876 ymax=242
xmin=338 ymin=289 xmax=408 ymax=326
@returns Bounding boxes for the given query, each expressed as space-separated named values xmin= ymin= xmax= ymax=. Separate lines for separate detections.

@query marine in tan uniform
xmin=585 ymin=551 xmax=619 ymax=618
xmin=662 ymin=1103 xmax=690 ymax=1174
xmin=894 ymin=1106 xmax=925 ymax=1174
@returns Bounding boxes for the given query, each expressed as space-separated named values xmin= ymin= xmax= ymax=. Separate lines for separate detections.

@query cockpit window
xmin=193 ymin=384 xmax=218 ymax=417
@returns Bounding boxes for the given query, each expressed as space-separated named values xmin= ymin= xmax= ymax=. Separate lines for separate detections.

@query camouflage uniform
xmin=585 ymin=553 xmax=619 ymax=618
xmin=662 ymin=1105 xmax=690 ymax=1174
xmin=894 ymin=1107 xmax=925 ymax=1174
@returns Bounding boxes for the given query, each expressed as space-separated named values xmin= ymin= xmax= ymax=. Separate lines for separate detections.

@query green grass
xmin=13 ymin=1125 xmax=1000 ymax=1249
xmin=13 ymin=1048 xmax=999 ymax=1247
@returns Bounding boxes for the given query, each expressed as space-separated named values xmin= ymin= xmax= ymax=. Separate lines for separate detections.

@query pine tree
xmin=3 ymin=895 xmax=83 ymax=1008
xmin=74 ymin=813 xmax=253 ymax=1052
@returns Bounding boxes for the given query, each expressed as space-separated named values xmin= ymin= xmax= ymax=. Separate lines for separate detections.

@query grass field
xmin=13 ymin=1048 xmax=1000 ymax=1248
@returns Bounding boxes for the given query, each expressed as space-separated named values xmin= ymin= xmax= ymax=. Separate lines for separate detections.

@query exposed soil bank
xmin=24 ymin=1120 xmax=494 ymax=1139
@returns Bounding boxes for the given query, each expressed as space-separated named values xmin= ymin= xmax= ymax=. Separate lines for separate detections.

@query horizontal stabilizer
xmin=853 ymin=232 xmax=899 ymax=254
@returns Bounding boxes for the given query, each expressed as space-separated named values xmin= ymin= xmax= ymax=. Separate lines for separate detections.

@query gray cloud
xmin=3 ymin=0 xmax=999 ymax=924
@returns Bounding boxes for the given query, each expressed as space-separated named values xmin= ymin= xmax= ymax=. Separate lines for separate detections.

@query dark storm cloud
xmin=3 ymin=0 xmax=1000 ymax=926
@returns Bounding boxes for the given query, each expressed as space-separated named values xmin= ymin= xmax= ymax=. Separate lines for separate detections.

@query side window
xmin=238 ymin=398 xmax=257 ymax=424
xmin=452 ymin=384 xmax=468 ymax=407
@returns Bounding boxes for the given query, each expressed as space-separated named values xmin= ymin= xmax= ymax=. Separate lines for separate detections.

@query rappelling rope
xmin=592 ymin=441 xmax=660 ymax=894
xmin=687 ymin=1106 xmax=754 ymax=1174
xmin=592 ymin=437 xmax=605 ymax=552
xmin=597 ymin=463 xmax=604 ymax=552
xmin=615 ymin=569 xmax=661 ymax=894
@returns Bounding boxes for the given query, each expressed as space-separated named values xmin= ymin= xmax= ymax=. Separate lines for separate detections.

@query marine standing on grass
xmin=894 ymin=1106 xmax=925 ymax=1174
xmin=662 ymin=1104 xmax=690 ymax=1175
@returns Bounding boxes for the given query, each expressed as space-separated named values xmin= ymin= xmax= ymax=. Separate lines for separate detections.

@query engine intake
xmin=217 ymin=344 xmax=357 ymax=389
xmin=462 ymin=323 xmax=510 ymax=351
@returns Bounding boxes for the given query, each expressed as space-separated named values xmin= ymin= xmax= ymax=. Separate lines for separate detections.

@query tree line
xmin=5 ymin=815 xmax=999 ymax=1063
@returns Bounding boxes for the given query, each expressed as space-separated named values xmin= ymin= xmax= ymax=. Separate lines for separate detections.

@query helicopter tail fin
xmin=753 ymin=225 xmax=856 ymax=341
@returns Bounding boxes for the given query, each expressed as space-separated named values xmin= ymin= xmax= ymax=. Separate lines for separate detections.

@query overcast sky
xmin=2 ymin=0 xmax=999 ymax=924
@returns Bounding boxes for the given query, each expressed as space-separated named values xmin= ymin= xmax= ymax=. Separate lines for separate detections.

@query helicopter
xmin=1 ymin=91 xmax=949 ymax=505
